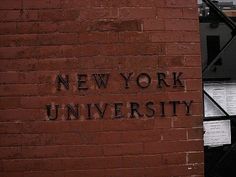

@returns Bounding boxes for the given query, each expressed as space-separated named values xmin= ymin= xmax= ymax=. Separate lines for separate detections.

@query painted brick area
xmin=0 ymin=0 xmax=204 ymax=177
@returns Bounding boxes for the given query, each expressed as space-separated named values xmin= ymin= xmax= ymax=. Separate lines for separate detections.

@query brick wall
xmin=0 ymin=0 xmax=204 ymax=177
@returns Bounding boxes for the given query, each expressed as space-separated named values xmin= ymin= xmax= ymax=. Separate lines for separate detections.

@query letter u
xmin=46 ymin=104 xmax=60 ymax=120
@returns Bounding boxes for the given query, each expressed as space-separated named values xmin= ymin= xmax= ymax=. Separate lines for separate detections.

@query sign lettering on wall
xmin=45 ymin=71 xmax=194 ymax=120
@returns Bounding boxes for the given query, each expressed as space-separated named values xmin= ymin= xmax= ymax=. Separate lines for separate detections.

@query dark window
xmin=206 ymin=35 xmax=222 ymax=65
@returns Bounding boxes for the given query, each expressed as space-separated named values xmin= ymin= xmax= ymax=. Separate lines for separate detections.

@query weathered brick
xmin=188 ymin=152 xmax=204 ymax=163
xmin=165 ymin=19 xmax=199 ymax=31
xmin=183 ymin=7 xmax=199 ymax=19
xmin=0 ymin=10 xmax=38 ymax=22
xmin=89 ymin=20 xmax=142 ymax=32
xmin=0 ymin=22 xmax=17 ymax=34
xmin=38 ymin=9 xmax=80 ymax=21
xmin=0 ymin=0 xmax=22 ymax=10
xmin=166 ymin=43 xmax=200 ymax=55
xmin=80 ymin=8 xmax=118 ymax=19
xmin=23 ymin=0 xmax=61 ymax=9
xmin=0 ymin=1 xmax=203 ymax=176
xmin=166 ymin=0 xmax=198 ymax=7
xmin=144 ymin=140 xmax=203 ymax=154
xmin=157 ymin=8 xmax=183 ymax=18
xmin=119 ymin=7 xmax=156 ymax=19
xmin=103 ymin=143 xmax=143 ymax=156
xmin=143 ymin=19 xmax=165 ymax=31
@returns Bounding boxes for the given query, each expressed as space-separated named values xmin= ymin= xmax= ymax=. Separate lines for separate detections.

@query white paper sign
xmin=204 ymin=83 xmax=236 ymax=117
xmin=203 ymin=120 xmax=231 ymax=147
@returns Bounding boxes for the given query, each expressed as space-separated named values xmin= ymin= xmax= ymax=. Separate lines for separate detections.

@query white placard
xmin=203 ymin=120 xmax=231 ymax=147
xmin=204 ymin=83 xmax=236 ymax=117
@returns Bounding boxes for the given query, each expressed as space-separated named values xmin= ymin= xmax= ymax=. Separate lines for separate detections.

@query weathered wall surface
xmin=0 ymin=0 xmax=204 ymax=177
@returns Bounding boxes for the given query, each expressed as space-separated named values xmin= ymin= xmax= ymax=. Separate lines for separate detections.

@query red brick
xmin=166 ymin=43 xmax=200 ymax=55
xmin=0 ymin=134 xmax=22 ymax=146
xmin=0 ymin=10 xmax=38 ymax=22
xmin=2 ymin=158 xmax=61 ymax=171
xmin=0 ymin=34 xmax=38 ymax=47
xmin=58 ymin=21 xmax=84 ymax=33
xmin=166 ymin=91 xmax=202 ymax=102
xmin=103 ymin=119 xmax=145 ymax=131
xmin=119 ymin=32 xmax=150 ymax=43
xmin=99 ymin=43 xmax=165 ymax=56
xmin=119 ymin=7 xmax=156 ymax=19
xmin=79 ymin=32 xmax=119 ymax=44
xmin=0 ymin=47 xmax=33 ymax=59
xmin=20 ymin=133 xmax=101 ymax=146
xmin=91 ymin=0 xmax=165 ymax=7
xmin=0 ymin=10 xmax=22 ymax=22
xmin=59 ymin=157 xmax=124 ymax=170
xmin=36 ymin=46 xmax=63 ymax=58
xmin=37 ymin=58 xmax=85 ymax=71
xmin=0 ymin=1 xmax=203 ymax=176
xmin=76 ymin=45 xmax=100 ymax=57
xmin=165 ymin=19 xmax=199 ymax=31
xmin=0 ymin=109 xmax=44 ymax=122
xmin=0 ymin=97 xmax=21 ymax=109
xmin=89 ymin=20 xmax=142 ymax=32
xmin=22 ymin=121 xmax=102 ymax=133
xmin=103 ymin=143 xmax=143 ymax=156
xmin=80 ymin=8 xmax=118 ymax=19
xmin=183 ymin=7 xmax=199 ymax=19
xmin=188 ymin=128 xmax=204 ymax=140
xmin=64 ymin=170 xmax=105 ymax=177
xmin=154 ymin=118 xmax=172 ymax=128
xmin=162 ymin=153 xmax=186 ymax=165
xmin=144 ymin=140 xmax=203 ymax=154
xmin=0 ymin=84 xmax=38 ymax=96
xmin=37 ymin=22 xmax=58 ymax=33
xmin=38 ymin=9 xmax=80 ymax=21
xmin=144 ymin=164 xmax=204 ymax=176
xmin=157 ymin=8 xmax=183 ymax=18
xmin=0 ymin=59 xmax=38 ymax=72
xmin=173 ymin=116 xmax=203 ymax=128
xmin=62 ymin=0 xmax=91 ymax=8
xmin=96 ymin=168 xmax=145 ymax=177
xmin=182 ymin=31 xmax=200 ymax=42
xmin=0 ymin=0 xmax=22 ymax=10
xmin=162 ymin=129 xmax=187 ymax=141
xmin=0 ymin=147 xmax=22 ymax=159
xmin=185 ymin=55 xmax=201 ymax=66
xmin=158 ymin=56 xmax=185 ymax=67
xmin=16 ymin=22 xmax=39 ymax=34
xmin=0 ymin=72 xmax=41 ymax=84
xmin=150 ymin=31 xmax=183 ymax=42
xmin=120 ymin=130 xmax=161 ymax=143
xmin=111 ymin=168 xmax=145 ymax=177
xmin=137 ymin=43 xmax=166 ymax=55
xmin=188 ymin=152 xmax=204 ymax=163
xmin=168 ymin=67 xmax=202 ymax=79
xmin=143 ymin=19 xmax=165 ymax=31
xmin=166 ymin=0 xmax=198 ymax=7
xmin=122 ymin=155 xmax=162 ymax=168
xmin=23 ymin=171 xmax=64 ymax=177
xmin=23 ymin=0 xmax=61 ymax=9
xmin=0 ymin=172 xmax=24 ymax=177
xmin=21 ymin=145 xmax=103 ymax=159
xmin=185 ymin=79 xmax=202 ymax=91
xmin=38 ymin=33 xmax=79 ymax=45
xmin=16 ymin=22 xmax=59 ymax=34
xmin=0 ymin=22 xmax=17 ymax=34
xmin=0 ymin=122 xmax=22 ymax=134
